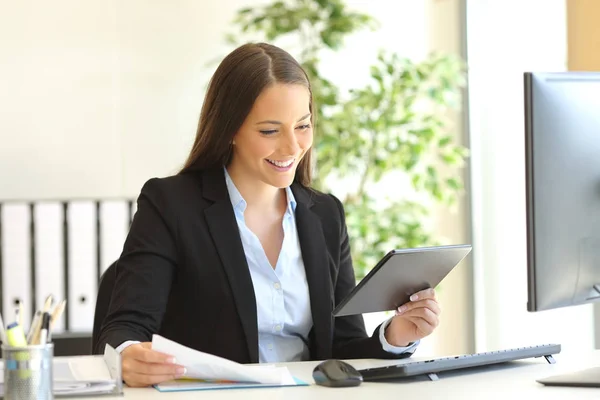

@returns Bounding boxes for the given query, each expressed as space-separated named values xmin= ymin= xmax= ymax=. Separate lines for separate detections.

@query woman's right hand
xmin=121 ymin=342 xmax=186 ymax=387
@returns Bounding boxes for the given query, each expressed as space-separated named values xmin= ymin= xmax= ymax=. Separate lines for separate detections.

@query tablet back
xmin=332 ymin=245 xmax=472 ymax=317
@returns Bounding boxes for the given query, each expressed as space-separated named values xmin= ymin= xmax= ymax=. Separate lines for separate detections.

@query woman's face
xmin=230 ymin=83 xmax=313 ymax=189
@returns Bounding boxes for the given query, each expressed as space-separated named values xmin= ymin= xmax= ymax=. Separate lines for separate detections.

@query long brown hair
xmin=179 ymin=43 xmax=314 ymax=186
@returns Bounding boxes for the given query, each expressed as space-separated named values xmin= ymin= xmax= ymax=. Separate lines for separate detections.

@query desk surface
xmin=73 ymin=350 xmax=600 ymax=399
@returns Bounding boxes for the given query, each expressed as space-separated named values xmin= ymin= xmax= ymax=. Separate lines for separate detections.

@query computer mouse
xmin=312 ymin=359 xmax=363 ymax=387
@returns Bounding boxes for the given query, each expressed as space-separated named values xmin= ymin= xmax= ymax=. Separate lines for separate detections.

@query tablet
xmin=332 ymin=244 xmax=472 ymax=317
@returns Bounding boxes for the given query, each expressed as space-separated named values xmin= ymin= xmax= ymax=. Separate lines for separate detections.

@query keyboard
xmin=358 ymin=344 xmax=561 ymax=381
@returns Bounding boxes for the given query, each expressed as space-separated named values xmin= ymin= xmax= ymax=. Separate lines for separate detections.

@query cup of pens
xmin=1 ymin=298 xmax=65 ymax=400
xmin=2 ymin=341 xmax=54 ymax=400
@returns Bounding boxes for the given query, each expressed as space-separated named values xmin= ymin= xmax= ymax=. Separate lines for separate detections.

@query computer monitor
xmin=525 ymin=71 xmax=600 ymax=312
xmin=524 ymin=71 xmax=600 ymax=387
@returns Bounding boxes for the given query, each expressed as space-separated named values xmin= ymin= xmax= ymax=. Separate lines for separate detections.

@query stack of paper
xmin=0 ymin=356 xmax=118 ymax=397
xmin=151 ymin=335 xmax=306 ymax=392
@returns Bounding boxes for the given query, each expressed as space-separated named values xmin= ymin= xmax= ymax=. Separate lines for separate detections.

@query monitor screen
xmin=525 ymin=71 xmax=600 ymax=312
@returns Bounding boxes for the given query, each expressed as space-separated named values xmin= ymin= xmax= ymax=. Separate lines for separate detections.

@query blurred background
xmin=0 ymin=0 xmax=599 ymax=358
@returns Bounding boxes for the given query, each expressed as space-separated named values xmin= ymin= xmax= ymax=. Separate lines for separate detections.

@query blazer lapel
xmin=292 ymin=184 xmax=334 ymax=360
xmin=201 ymin=169 xmax=259 ymax=363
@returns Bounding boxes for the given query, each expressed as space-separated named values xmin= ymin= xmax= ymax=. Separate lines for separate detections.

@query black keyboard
xmin=359 ymin=344 xmax=561 ymax=381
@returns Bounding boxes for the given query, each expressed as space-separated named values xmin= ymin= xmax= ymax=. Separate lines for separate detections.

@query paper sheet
xmin=151 ymin=335 xmax=293 ymax=384
xmin=65 ymin=356 xmax=114 ymax=382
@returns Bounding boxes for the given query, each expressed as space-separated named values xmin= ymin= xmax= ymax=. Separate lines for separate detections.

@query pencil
xmin=50 ymin=299 xmax=67 ymax=330
xmin=27 ymin=311 xmax=42 ymax=344
xmin=42 ymin=294 xmax=54 ymax=313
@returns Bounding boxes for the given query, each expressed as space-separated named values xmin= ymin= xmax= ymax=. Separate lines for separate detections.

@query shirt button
xmin=268 ymin=343 xmax=273 ymax=350
xmin=273 ymin=282 xmax=281 ymax=290
xmin=274 ymin=324 xmax=282 ymax=332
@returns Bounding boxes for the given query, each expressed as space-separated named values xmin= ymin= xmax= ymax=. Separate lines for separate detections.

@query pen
xmin=39 ymin=312 xmax=50 ymax=345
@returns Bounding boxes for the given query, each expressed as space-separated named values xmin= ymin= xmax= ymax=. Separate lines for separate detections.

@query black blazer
xmin=95 ymin=168 xmax=412 ymax=363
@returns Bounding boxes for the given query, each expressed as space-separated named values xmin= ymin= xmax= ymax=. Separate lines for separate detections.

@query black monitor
xmin=524 ymin=71 xmax=600 ymax=387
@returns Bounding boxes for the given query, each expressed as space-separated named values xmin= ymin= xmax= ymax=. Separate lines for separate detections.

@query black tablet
xmin=332 ymin=244 xmax=472 ymax=317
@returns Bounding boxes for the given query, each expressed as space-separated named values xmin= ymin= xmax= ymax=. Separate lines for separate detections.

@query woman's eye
xmin=296 ymin=124 xmax=311 ymax=130
xmin=260 ymin=130 xmax=278 ymax=135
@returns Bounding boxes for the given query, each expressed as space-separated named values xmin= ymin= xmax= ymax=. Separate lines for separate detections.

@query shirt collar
xmin=223 ymin=167 xmax=296 ymax=215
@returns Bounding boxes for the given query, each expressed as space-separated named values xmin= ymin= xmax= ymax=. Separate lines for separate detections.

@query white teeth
xmin=267 ymin=159 xmax=294 ymax=167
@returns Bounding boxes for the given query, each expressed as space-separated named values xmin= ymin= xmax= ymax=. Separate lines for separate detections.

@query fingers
xmin=399 ymin=307 xmax=439 ymax=328
xmin=124 ymin=342 xmax=177 ymax=364
xmin=409 ymin=288 xmax=436 ymax=301
xmin=404 ymin=315 xmax=437 ymax=336
xmin=397 ymin=298 xmax=441 ymax=316
xmin=123 ymin=358 xmax=186 ymax=377
xmin=122 ymin=342 xmax=184 ymax=387
xmin=390 ymin=289 xmax=440 ymax=341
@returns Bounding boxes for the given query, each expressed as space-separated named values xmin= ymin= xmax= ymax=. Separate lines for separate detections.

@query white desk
xmin=72 ymin=350 xmax=600 ymax=399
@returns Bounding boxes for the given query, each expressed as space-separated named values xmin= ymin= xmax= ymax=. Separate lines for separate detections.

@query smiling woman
xmin=95 ymin=42 xmax=442 ymax=388
xmin=229 ymin=84 xmax=313 ymax=192
xmin=180 ymin=43 xmax=315 ymax=188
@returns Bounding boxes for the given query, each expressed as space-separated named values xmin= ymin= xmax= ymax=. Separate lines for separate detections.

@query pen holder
xmin=1 ymin=343 xmax=53 ymax=400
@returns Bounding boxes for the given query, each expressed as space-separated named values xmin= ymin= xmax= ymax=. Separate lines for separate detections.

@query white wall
xmin=467 ymin=0 xmax=595 ymax=354
xmin=0 ymin=1 xmax=122 ymax=200
xmin=0 ymin=0 xmax=430 ymax=201
xmin=0 ymin=0 xmax=256 ymax=200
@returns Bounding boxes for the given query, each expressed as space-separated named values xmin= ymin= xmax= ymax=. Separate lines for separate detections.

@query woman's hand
xmin=121 ymin=342 xmax=186 ymax=387
xmin=384 ymin=288 xmax=441 ymax=347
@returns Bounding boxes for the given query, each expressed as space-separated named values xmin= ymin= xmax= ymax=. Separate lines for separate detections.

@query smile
xmin=266 ymin=159 xmax=295 ymax=168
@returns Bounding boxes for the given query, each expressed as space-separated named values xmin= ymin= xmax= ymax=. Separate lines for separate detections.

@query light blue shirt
xmin=224 ymin=168 xmax=312 ymax=363
xmin=223 ymin=168 xmax=418 ymax=362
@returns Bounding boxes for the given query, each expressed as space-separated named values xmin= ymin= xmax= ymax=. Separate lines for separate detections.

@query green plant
xmin=228 ymin=0 xmax=468 ymax=278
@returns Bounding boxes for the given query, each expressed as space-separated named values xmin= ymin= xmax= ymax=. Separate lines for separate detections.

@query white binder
xmin=67 ymin=201 xmax=98 ymax=332
xmin=33 ymin=202 xmax=65 ymax=332
xmin=1 ymin=203 xmax=32 ymax=330
xmin=99 ymin=201 xmax=128 ymax=275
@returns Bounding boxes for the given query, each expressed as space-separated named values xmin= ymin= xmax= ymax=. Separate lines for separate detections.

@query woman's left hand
xmin=384 ymin=288 xmax=441 ymax=347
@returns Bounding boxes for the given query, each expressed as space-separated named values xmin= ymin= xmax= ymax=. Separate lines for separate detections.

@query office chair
xmin=92 ymin=260 xmax=118 ymax=354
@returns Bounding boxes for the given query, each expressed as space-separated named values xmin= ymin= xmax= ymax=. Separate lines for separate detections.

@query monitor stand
xmin=537 ymin=366 xmax=600 ymax=388
xmin=539 ymin=284 xmax=600 ymax=387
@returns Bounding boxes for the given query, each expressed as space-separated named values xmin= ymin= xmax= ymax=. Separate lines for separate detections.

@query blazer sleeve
xmin=329 ymin=194 xmax=413 ymax=360
xmin=94 ymin=178 xmax=178 ymax=353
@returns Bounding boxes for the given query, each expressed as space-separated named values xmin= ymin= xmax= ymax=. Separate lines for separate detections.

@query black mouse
xmin=312 ymin=359 xmax=363 ymax=387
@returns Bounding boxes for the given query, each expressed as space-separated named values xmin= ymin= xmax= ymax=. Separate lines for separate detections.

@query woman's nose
xmin=281 ymin=130 xmax=300 ymax=154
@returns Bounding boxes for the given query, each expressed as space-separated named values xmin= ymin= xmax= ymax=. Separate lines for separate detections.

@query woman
xmin=96 ymin=42 xmax=441 ymax=387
